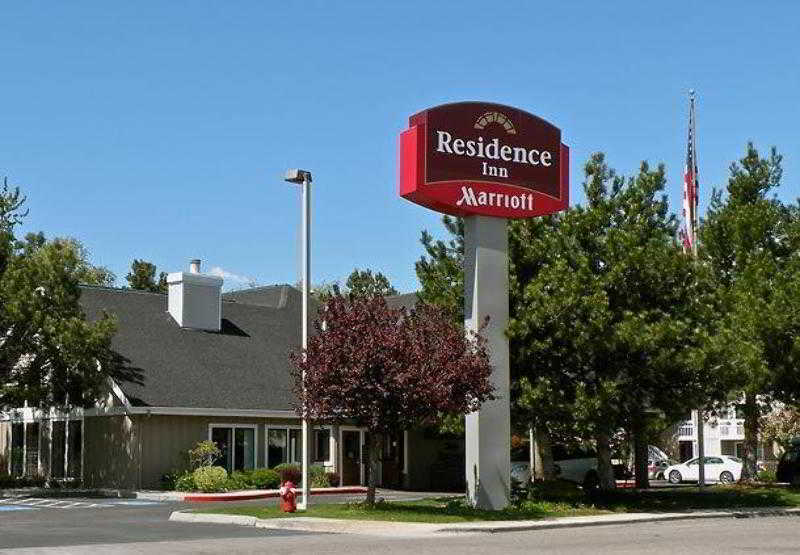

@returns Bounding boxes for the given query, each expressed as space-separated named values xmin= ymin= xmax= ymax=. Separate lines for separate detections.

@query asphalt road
xmin=0 ymin=490 xmax=447 ymax=551
xmin=3 ymin=492 xmax=798 ymax=553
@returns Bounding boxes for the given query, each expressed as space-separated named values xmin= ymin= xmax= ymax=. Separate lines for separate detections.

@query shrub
xmin=250 ymin=468 xmax=280 ymax=489
xmin=188 ymin=440 xmax=222 ymax=469
xmin=0 ymin=473 xmax=47 ymax=489
xmin=758 ymin=468 xmax=777 ymax=483
xmin=273 ymin=463 xmax=302 ymax=485
xmin=528 ymin=480 xmax=586 ymax=503
xmin=326 ymin=472 xmax=340 ymax=488
xmin=193 ymin=466 xmax=228 ymax=492
xmin=225 ymin=471 xmax=254 ymax=491
xmin=161 ymin=470 xmax=182 ymax=491
xmin=174 ymin=471 xmax=195 ymax=491
xmin=310 ymin=466 xmax=331 ymax=488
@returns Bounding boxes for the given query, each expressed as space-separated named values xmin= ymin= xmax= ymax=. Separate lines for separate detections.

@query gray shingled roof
xmin=384 ymin=292 xmax=420 ymax=311
xmin=79 ymin=286 xmax=305 ymax=410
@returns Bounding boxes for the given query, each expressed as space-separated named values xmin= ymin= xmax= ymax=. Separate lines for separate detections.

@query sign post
xmin=464 ymin=215 xmax=510 ymax=509
xmin=398 ymin=102 xmax=569 ymax=509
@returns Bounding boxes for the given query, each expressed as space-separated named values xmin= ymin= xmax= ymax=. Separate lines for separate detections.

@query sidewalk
xmin=170 ymin=506 xmax=800 ymax=537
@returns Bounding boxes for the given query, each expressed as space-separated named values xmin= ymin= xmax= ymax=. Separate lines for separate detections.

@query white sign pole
xmin=464 ymin=215 xmax=511 ymax=510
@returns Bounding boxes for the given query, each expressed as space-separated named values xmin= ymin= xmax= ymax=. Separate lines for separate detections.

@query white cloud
xmin=209 ymin=266 xmax=256 ymax=286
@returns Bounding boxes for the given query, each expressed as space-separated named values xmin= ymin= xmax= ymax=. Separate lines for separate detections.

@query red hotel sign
xmin=398 ymin=102 xmax=569 ymax=218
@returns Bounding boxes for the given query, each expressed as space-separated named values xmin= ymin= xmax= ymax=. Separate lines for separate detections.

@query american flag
xmin=681 ymin=90 xmax=699 ymax=253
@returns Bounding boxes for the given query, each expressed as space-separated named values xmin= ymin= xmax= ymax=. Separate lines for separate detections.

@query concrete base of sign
xmin=464 ymin=215 xmax=511 ymax=510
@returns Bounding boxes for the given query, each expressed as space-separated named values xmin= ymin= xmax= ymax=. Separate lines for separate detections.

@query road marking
xmin=0 ymin=505 xmax=38 ymax=511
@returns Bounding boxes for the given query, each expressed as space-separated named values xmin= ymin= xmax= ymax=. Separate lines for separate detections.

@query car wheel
xmin=668 ymin=470 xmax=682 ymax=484
xmin=720 ymin=471 xmax=734 ymax=484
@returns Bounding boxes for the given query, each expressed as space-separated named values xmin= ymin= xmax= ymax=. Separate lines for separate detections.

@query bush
xmin=326 ymin=472 xmax=340 ymax=488
xmin=193 ymin=466 xmax=228 ymax=492
xmin=188 ymin=440 xmax=222 ymax=469
xmin=528 ymin=480 xmax=586 ymax=503
xmin=226 ymin=471 xmax=254 ymax=491
xmin=174 ymin=471 xmax=195 ymax=491
xmin=250 ymin=468 xmax=280 ymax=489
xmin=273 ymin=463 xmax=302 ymax=485
xmin=758 ymin=468 xmax=777 ymax=483
xmin=310 ymin=465 xmax=331 ymax=488
xmin=0 ymin=473 xmax=47 ymax=489
xmin=161 ymin=470 xmax=181 ymax=491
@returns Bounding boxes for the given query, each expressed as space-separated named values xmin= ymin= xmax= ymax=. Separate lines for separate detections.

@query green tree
xmin=313 ymin=269 xmax=398 ymax=302
xmin=126 ymin=259 xmax=167 ymax=293
xmin=0 ymin=183 xmax=136 ymax=409
xmin=416 ymin=216 xmax=464 ymax=320
xmin=344 ymin=268 xmax=398 ymax=298
xmin=417 ymin=154 xmax=724 ymax=489
xmin=698 ymin=143 xmax=800 ymax=481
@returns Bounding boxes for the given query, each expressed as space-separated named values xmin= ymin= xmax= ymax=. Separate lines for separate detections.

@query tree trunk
xmin=533 ymin=426 xmax=555 ymax=481
xmin=596 ymin=432 xmax=616 ymax=491
xmin=632 ymin=410 xmax=650 ymax=489
xmin=741 ymin=392 xmax=760 ymax=482
xmin=366 ymin=431 xmax=381 ymax=506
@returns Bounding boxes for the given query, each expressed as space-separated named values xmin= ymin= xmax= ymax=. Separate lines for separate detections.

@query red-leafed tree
xmin=290 ymin=295 xmax=494 ymax=505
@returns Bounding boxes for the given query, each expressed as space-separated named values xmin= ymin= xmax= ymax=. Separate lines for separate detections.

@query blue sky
xmin=2 ymin=2 xmax=798 ymax=292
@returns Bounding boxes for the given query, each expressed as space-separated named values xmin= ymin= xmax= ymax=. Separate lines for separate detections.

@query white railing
xmin=679 ymin=425 xmax=694 ymax=437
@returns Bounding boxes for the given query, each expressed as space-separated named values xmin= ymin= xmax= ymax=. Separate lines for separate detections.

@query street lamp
xmin=284 ymin=168 xmax=313 ymax=511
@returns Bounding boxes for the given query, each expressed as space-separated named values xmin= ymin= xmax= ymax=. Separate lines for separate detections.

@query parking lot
xmin=0 ymin=489 xmax=448 ymax=551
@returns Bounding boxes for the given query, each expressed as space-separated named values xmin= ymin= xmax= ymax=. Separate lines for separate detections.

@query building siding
xmin=137 ymin=415 xmax=299 ymax=489
xmin=83 ymin=415 xmax=140 ymax=489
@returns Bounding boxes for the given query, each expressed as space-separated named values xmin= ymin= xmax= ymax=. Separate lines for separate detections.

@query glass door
xmin=211 ymin=427 xmax=233 ymax=471
xmin=234 ymin=428 xmax=255 ymax=471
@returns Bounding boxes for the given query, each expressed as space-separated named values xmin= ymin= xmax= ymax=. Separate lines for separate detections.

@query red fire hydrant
xmin=279 ymin=481 xmax=297 ymax=513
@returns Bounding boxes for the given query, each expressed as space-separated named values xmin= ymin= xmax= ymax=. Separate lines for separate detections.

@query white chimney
xmin=167 ymin=259 xmax=223 ymax=331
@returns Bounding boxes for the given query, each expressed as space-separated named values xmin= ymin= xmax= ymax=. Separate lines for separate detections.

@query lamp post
xmin=285 ymin=168 xmax=313 ymax=511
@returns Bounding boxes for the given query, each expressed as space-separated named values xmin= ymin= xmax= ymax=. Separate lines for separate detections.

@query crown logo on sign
xmin=474 ymin=111 xmax=516 ymax=134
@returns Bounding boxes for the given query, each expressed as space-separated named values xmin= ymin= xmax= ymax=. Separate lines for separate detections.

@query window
xmin=267 ymin=428 xmax=288 ymax=468
xmin=209 ymin=425 xmax=255 ymax=473
xmin=267 ymin=426 xmax=331 ymax=467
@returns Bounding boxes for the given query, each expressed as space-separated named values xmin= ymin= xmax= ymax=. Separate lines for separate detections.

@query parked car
xmin=647 ymin=445 xmax=672 ymax=479
xmin=664 ymin=455 xmax=742 ymax=484
xmin=776 ymin=439 xmax=800 ymax=484
xmin=650 ymin=458 xmax=677 ymax=480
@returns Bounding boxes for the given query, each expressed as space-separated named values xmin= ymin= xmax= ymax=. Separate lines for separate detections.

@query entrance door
xmin=341 ymin=430 xmax=362 ymax=486
xmin=679 ymin=441 xmax=693 ymax=462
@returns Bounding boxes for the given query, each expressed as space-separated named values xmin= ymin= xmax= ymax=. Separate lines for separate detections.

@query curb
xmin=436 ymin=508 xmax=800 ymax=534
xmin=183 ymin=487 xmax=368 ymax=503
xmin=169 ymin=506 xmax=800 ymax=536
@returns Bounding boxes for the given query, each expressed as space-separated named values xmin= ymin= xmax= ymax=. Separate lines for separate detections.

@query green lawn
xmin=195 ymin=483 xmax=800 ymax=524
xmin=197 ymin=496 xmax=606 ymax=523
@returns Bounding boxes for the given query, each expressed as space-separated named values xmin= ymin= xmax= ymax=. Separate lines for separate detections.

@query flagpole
xmin=688 ymin=89 xmax=705 ymax=488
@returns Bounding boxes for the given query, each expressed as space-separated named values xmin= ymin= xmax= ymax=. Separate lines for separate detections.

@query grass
xmin=197 ymin=496 xmax=606 ymax=523
xmin=195 ymin=483 xmax=800 ymax=524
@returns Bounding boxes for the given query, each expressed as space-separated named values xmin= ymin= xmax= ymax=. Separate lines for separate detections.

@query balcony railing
xmin=678 ymin=425 xmax=694 ymax=437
